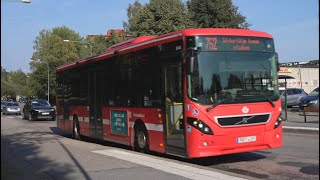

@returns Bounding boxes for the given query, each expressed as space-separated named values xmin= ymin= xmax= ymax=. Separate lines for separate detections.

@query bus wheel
xmin=135 ymin=126 xmax=149 ymax=152
xmin=73 ymin=117 xmax=81 ymax=140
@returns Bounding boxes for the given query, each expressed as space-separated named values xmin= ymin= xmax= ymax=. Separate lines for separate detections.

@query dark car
xmin=2 ymin=101 xmax=21 ymax=115
xmin=22 ymin=99 xmax=55 ymax=121
xmin=1 ymin=101 xmax=6 ymax=112
xmin=280 ymin=88 xmax=308 ymax=107
xmin=299 ymin=87 xmax=319 ymax=111
xmin=19 ymin=97 xmax=27 ymax=103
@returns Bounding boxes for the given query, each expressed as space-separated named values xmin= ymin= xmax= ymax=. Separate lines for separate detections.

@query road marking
xmin=92 ymin=149 xmax=246 ymax=180
xmin=283 ymin=126 xmax=319 ymax=131
xmin=3 ymin=116 xmax=16 ymax=118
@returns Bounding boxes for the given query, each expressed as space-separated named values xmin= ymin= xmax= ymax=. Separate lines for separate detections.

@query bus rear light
xmin=187 ymin=117 xmax=214 ymax=135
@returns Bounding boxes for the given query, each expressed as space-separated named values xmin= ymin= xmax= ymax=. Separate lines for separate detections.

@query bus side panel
xmin=129 ymin=108 xmax=165 ymax=153
xmin=102 ymin=107 xmax=131 ymax=145
xmin=102 ymin=107 xmax=165 ymax=153
xmin=69 ymin=106 xmax=90 ymax=137
xmin=147 ymin=130 xmax=165 ymax=153
xmin=56 ymin=119 xmax=65 ymax=131
xmin=78 ymin=121 xmax=90 ymax=137
xmin=56 ymin=99 xmax=64 ymax=131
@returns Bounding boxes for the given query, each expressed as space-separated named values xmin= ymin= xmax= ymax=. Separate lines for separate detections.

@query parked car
xmin=1 ymin=101 xmax=6 ymax=112
xmin=299 ymin=87 xmax=319 ymax=111
xmin=2 ymin=101 xmax=21 ymax=115
xmin=22 ymin=99 xmax=55 ymax=121
xmin=19 ymin=97 xmax=27 ymax=103
xmin=280 ymin=88 xmax=308 ymax=107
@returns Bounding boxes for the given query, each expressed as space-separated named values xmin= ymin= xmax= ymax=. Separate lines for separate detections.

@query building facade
xmin=278 ymin=60 xmax=319 ymax=93
xmin=87 ymin=29 xmax=130 ymax=40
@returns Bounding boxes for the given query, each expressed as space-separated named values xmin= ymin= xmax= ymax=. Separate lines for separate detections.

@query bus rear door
xmin=88 ymin=70 xmax=103 ymax=140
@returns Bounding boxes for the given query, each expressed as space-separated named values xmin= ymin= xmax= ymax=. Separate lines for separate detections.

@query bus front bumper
xmin=187 ymin=126 xmax=282 ymax=158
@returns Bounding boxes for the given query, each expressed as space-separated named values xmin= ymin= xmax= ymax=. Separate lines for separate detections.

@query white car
xmin=2 ymin=102 xmax=21 ymax=115
xmin=280 ymin=88 xmax=308 ymax=107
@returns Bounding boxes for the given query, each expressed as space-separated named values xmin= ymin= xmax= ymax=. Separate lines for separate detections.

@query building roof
xmin=87 ymin=29 xmax=130 ymax=39
xmin=279 ymin=60 xmax=319 ymax=68
xmin=278 ymin=75 xmax=295 ymax=79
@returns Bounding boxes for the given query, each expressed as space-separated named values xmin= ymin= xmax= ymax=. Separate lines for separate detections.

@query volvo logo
xmin=242 ymin=117 xmax=249 ymax=123
xmin=235 ymin=115 xmax=255 ymax=125
xmin=242 ymin=106 xmax=249 ymax=114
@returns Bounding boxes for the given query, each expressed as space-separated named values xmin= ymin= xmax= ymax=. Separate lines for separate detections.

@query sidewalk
xmin=281 ymin=108 xmax=319 ymax=132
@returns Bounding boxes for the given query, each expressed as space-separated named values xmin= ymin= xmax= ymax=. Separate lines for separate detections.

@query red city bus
xmin=56 ymin=28 xmax=282 ymax=158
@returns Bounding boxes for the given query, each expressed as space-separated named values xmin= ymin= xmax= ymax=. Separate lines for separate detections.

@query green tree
xmin=30 ymin=26 xmax=86 ymax=103
xmin=1 ymin=66 xmax=13 ymax=98
xmin=86 ymin=35 xmax=108 ymax=55
xmin=1 ymin=80 xmax=14 ymax=99
xmin=123 ymin=0 xmax=143 ymax=35
xmin=8 ymin=70 xmax=29 ymax=97
xmin=1 ymin=67 xmax=30 ymax=99
xmin=124 ymin=0 xmax=195 ymax=37
xmin=187 ymin=0 xmax=250 ymax=29
xmin=1 ymin=66 xmax=8 ymax=81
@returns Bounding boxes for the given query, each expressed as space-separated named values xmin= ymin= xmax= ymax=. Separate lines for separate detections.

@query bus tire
xmin=73 ymin=117 xmax=81 ymax=140
xmin=134 ymin=124 xmax=149 ymax=152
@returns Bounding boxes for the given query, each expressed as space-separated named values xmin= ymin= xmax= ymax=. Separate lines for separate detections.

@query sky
xmin=1 ymin=0 xmax=319 ymax=72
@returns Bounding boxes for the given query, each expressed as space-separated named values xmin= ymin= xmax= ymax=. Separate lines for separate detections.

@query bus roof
xmin=57 ymin=28 xmax=273 ymax=72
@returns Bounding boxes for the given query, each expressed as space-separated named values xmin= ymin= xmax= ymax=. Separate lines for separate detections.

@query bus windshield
xmin=187 ymin=51 xmax=280 ymax=105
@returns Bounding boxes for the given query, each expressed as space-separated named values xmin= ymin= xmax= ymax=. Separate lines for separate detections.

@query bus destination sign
xmin=196 ymin=36 xmax=274 ymax=52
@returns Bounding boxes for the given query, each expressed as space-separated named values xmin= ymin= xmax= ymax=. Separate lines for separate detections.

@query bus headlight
xmin=274 ymin=116 xmax=282 ymax=129
xmin=187 ymin=117 xmax=213 ymax=135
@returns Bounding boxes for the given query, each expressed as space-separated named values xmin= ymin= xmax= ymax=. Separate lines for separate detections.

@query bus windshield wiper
xmin=239 ymin=92 xmax=275 ymax=108
xmin=206 ymin=97 xmax=233 ymax=112
xmin=257 ymin=93 xmax=275 ymax=108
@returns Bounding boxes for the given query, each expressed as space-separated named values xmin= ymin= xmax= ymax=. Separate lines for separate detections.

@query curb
xmin=283 ymin=126 xmax=319 ymax=134
xmin=283 ymin=126 xmax=319 ymax=131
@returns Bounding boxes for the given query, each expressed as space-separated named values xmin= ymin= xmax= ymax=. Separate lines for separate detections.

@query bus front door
xmin=163 ymin=63 xmax=186 ymax=157
xmin=88 ymin=70 xmax=103 ymax=140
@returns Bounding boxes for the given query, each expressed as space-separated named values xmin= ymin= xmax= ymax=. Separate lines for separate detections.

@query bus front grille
xmin=215 ymin=113 xmax=271 ymax=127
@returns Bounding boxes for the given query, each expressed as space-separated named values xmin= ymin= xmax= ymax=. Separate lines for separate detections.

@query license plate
xmin=42 ymin=112 xmax=49 ymax=115
xmin=236 ymin=136 xmax=256 ymax=143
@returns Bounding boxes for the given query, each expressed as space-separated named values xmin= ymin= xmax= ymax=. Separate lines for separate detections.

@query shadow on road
xmin=49 ymin=127 xmax=267 ymax=168
xmin=50 ymin=126 xmax=72 ymax=138
xmin=1 ymin=130 xmax=83 ymax=180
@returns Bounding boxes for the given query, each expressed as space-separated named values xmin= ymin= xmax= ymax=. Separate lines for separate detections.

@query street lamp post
xmin=63 ymin=39 xmax=93 ymax=56
xmin=30 ymin=59 xmax=49 ymax=102
xmin=298 ymin=64 xmax=303 ymax=90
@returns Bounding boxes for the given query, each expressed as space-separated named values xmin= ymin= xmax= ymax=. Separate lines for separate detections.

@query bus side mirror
xmin=275 ymin=53 xmax=280 ymax=71
xmin=186 ymin=56 xmax=195 ymax=74
xmin=185 ymin=47 xmax=201 ymax=74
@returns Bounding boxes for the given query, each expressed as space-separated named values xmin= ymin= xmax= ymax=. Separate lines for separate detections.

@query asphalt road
xmin=1 ymin=114 xmax=319 ymax=180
